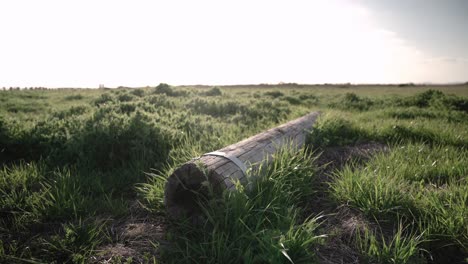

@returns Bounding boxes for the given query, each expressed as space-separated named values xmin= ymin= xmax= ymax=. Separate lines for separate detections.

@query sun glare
xmin=0 ymin=0 xmax=465 ymax=87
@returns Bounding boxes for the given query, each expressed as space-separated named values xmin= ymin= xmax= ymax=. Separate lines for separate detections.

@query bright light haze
xmin=1 ymin=0 xmax=467 ymax=88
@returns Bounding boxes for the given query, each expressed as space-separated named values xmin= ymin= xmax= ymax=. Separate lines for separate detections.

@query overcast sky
xmin=0 ymin=0 xmax=467 ymax=87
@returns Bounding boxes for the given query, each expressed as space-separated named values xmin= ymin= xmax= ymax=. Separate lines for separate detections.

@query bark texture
xmin=164 ymin=112 xmax=320 ymax=219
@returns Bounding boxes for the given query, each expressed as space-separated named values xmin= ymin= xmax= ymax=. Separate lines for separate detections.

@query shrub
xmin=410 ymin=89 xmax=444 ymax=108
xmin=329 ymin=93 xmax=374 ymax=111
xmin=6 ymin=104 xmax=41 ymax=113
xmin=118 ymin=102 xmax=137 ymax=114
xmin=299 ymin=94 xmax=318 ymax=101
xmin=435 ymin=94 xmax=468 ymax=113
xmin=282 ymin=95 xmax=301 ymax=105
xmin=52 ymin=106 xmax=89 ymax=119
xmin=117 ymin=93 xmax=135 ymax=102
xmin=398 ymin=90 xmax=467 ymax=113
xmin=153 ymin=83 xmax=188 ymax=97
xmin=72 ymin=110 xmax=173 ymax=170
xmin=94 ymin=93 xmax=114 ymax=106
xmin=264 ymin=91 xmax=284 ymax=98
xmin=154 ymin=83 xmax=173 ymax=95
xmin=307 ymin=117 xmax=368 ymax=148
xmin=130 ymin=89 xmax=145 ymax=97
xmin=64 ymin=94 xmax=84 ymax=101
xmin=203 ymin=87 xmax=222 ymax=96
xmin=186 ymin=98 xmax=245 ymax=117
xmin=398 ymin=83 xmax=416 ymax=87
xmin=146 ymin=94 xmax=174 ymax=109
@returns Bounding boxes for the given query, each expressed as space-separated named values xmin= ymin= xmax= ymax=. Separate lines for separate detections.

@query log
xmin=164 ymin=111 xmax=320 ymax=219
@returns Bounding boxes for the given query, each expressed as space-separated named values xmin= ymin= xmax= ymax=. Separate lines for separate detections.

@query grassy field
xmin=0 ymin=84 xmax=467 ymax=263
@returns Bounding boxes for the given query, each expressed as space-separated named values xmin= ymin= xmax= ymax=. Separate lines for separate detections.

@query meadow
xmin=0 ymin=84 xmax=467 ymax=263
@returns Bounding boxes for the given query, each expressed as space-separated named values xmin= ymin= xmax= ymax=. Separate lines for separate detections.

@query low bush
xmin=307 ymin=116 xmax=368 ymax=148
xmin=282 ymin=95 xmax=302 ymax=105
xmin=328 ymin=92 xmax=374 ymax=111
xmin=395 ymin=90 xmax=468 ymax=113
xmin=203 ymin=87 xmax=222 ymax=96
xmin=117 ymin=93 xmax=135 ymax=102
xmin=130 ymin=89 xmax=145 ymax=97
xmin=64 ymin=94 xmax=84 ymax=101
xmin=264 ymin=91 xmax=284 ymax=98
xmin=94 ymin=93 xmax=114 ymax=106
xmin=52 ymin=106 xmax=89 ymax=119
xmin=153 ymin=83 xmax=188 ymax=97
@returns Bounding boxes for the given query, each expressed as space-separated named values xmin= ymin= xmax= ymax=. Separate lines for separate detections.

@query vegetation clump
xmin=203 ymin=86 xmax=223 ymax=96
xmin=264 ymin=90 xmax=284 ymax=98
xmin=0 ymin=85 xmax=466 ymax=263
xmin=328 ymin=92 xmax=375 ymax=111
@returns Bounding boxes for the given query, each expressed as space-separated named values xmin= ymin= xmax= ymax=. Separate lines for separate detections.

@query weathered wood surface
xmin=164 ymin=111 xmax=320 ymax=218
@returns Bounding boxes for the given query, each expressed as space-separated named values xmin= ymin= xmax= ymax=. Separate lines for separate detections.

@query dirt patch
xmin=306 ymin=142 xmax=388 ymax=264
xmin=91 ymin=201 xmax=166 ymax=263
xmin=315 ymin=142 xmax=388 ymax=174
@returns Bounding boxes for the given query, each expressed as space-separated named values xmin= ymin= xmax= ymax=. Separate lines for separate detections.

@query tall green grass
xmin=354 ymin=221 xmax=427 ymax=263
xmin=306 ymin=89 xmax=467 ymax=262
xmin=1 ymin=86 xmax=467 ymax=262
xmin=331 ymin=144 xmax=467 ymax=261
xmin=141 ymin=147 xmax=325 ymax=263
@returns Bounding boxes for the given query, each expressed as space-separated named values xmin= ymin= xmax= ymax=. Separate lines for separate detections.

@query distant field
xmin=0 ymin=84 xmax=467 ymax=263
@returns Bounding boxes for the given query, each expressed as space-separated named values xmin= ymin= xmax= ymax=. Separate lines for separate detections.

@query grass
xmin=355 ymin=221 xmax=427 ymax=264
xmin=308 ymin=90 xmax=467 ymax=262
xmin=157 ymin=147 xmax=325 ymax=263
xmin=0 ymin=84 xmax=467 ymax=263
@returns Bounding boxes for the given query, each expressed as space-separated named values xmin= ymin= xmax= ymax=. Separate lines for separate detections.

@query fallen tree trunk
xmin=164 ymin=112 xmax=320 ymax=219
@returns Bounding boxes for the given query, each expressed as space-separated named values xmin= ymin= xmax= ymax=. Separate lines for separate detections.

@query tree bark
xmin=164 ymin=111 xmax=320 ymax=219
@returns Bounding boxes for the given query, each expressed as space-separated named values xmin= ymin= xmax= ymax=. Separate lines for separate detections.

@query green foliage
xmin=40 ymin=169 xmax=86 ymax=220
xmin=308 ymin=111 xmax=467 ymax=149
xmin=203 ymin=87 xmax=222 ymax=96
xmin=94 ymin=93 xmax=114 ymax=106
xmin=264 ymin=90 xmax=284 ymax=98
xmin=40 ymin=219 xmax=109 ymax=263
xmin=410 ymin=89 xmax=445 ymax=108
xmin=154 ymin=83 xmax=172 ymax=94
xmin=329 ymin=92 xmax=374 ymax=111
xmin=153 ymin=83 xmax=188 ymax=97
xmin=117 ymin=93 xmax=136 ymax=102
xmin=160 ymin=147 xmax=324 ymax=263
xmin=282 ymin=95 xmax=302 ymax=105
xmin=72 ymin=109 xmax=172 ymax=170
xmin=130 ymin=88 xmax=145 ymax=97
xmin=185 ymin=98 xmax=291 ymax=123
xmin=355 ymin=222 xmax=426 ymax=264
xmin=64 ymin=94 xmax=84 ymax=101
xmin=331 ymin=144 xmax=468 ymax=259
xmin=0 ymin=162 xmax=46 ymax=229
xmin=0 ymin=85 xmax=467 ymax=262
xmin=397 ymin=89 xmax=468 ymax=113
xmin=307 ymin=116 xmax=367 ymax=148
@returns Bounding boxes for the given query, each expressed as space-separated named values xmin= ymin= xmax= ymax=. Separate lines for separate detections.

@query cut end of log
xmin=164 ymin=163 xmax=204 ymax=219
xmin=164 ymin=161 xmax=225 ymax=219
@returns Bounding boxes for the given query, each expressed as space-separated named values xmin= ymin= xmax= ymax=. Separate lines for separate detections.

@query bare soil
xmin=308 ymin=142 xmax=388 ymax=264
xmin=91 ymin=201 xmax=166 ymax=263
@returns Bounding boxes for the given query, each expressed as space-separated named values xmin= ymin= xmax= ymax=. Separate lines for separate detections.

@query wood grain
xmin=164 ymin=111 xmax=320 ymax=219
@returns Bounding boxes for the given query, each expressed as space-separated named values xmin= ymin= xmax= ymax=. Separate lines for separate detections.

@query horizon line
xmin=2 ymin=81 xmax=468 ymax=89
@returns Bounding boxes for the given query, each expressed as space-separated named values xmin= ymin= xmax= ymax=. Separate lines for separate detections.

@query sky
xmin=0 ymin=0 xmax=467 ymax=88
